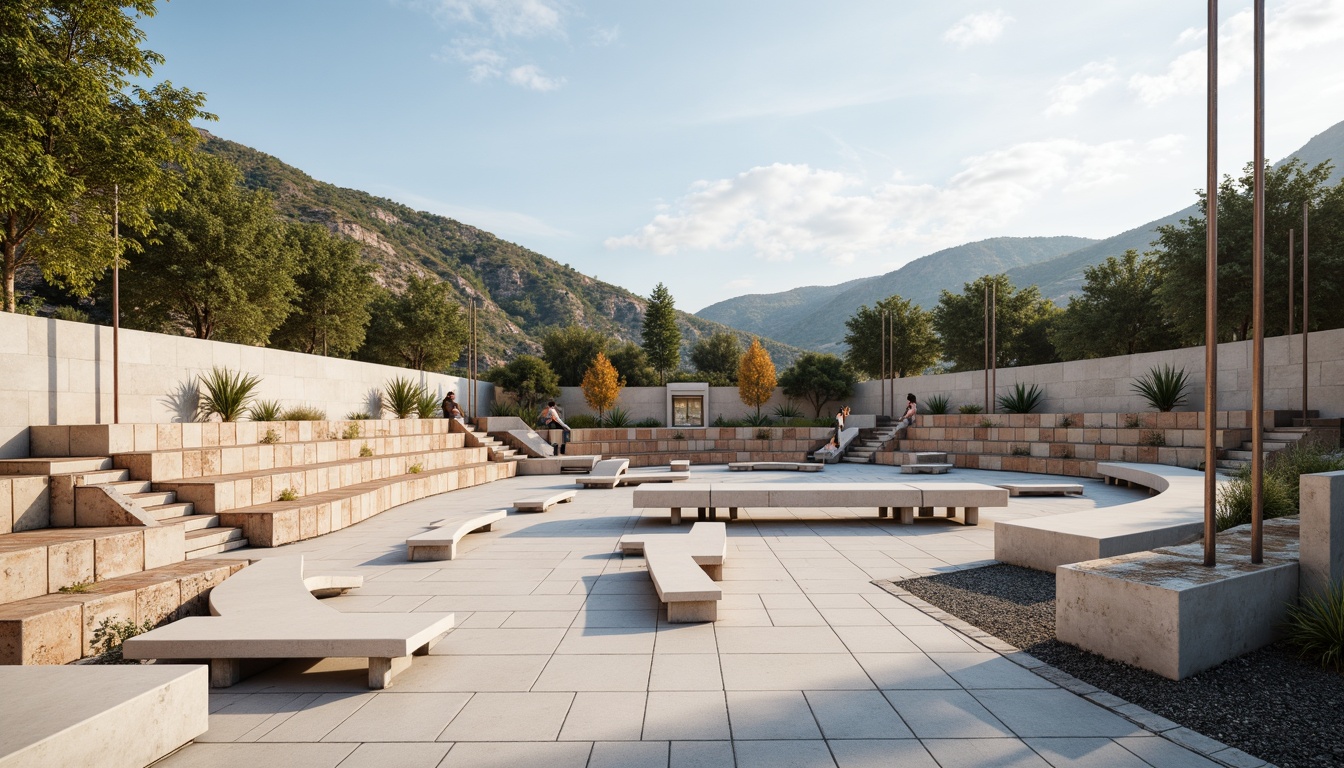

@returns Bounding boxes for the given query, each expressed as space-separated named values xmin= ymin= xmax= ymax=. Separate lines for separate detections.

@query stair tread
xmin=155 ymin=445 xmax=490 ymax=486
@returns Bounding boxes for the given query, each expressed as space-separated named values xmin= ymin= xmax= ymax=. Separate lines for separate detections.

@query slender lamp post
xmin=983 ymin=284 xmax=990 ymax=412
xmin=880 ymin=310 xmax=887 ymax=417
xmin=1288 ymin=229 xmax=1294 ymax=336
xmin=112 ymin=184 xmax=121 ymax=425
xmin=1203 ymin=0 xmax=1219 ymax=567
xmin=1249 ymin=0 xmax=1266 ymax=564
xmin=1302 ymin=202 xmax=1309 ymax=422
xmin=990 ymin=282 xmax=997 ymax=415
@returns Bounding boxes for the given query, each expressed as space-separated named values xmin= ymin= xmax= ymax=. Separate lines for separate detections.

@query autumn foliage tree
xmin=736 ymin=338 xmax=777 ymax=419
xmin=581 ymin=352 xmax=623 ymax=421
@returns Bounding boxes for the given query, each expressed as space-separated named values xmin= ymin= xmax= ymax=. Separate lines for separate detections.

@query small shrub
xmin=91 ymin=617 xmax=156 ymax=664
xmin=52 ymin=305 xmax=91 ymax=323
xmin=407 ymin=462 xmax=423 ymax=474
xmin=247 ymin=399 xmax=283 ymax=422
xmin=567 ymin=414 xmax=600 ymax=429
xmin=977 ymin=418 xmax=999 ymax=429
xmin=359 ymin=444 xmax=374 ymax=458
xmin=260 ymin=428 xmax=281 ymax=445
xmin=346 ymin=410 xmax=372 ymax=420
xmin=280 ymin=404 xmax=326 ymax=421
xmin=997 ymin=382 xmax=1045 ymax=414
xmin=415 ymin=389 xmax=440 ymax=420
xmin=755 ymin=428 xmax=772 ymax=440
xmin=341 ymin=423 xmax=362 ymax=440
xmin=197 ymin=367 xmax=261 ymax=423
xmin=383 ymin=376 xmax=425 ymax=419
xmin=59 ymin=580 xmax=93 ymax=593
xmin=1131 ymin=364 xmax=1191 ymax=412
xmin=276 ymin=487 xmax=299 ymax=502
xmin=922 ymin=394 xmax=951 ymax=415
xmin=1215 ymin=467 xmax=1296 ymax=531
xmin=1139 ymin=430 xmax=1166 ymax=447
xmin=958 ymin=404 xmax=984 ymax=415
xmin=603 ymin=407 xmax=633 ymax=428
xmin=1284 ymin=581 xmax=1344 ymax=671
xmin=634 ymin=418 xmax=664 ymax=428
xmin=1010 ymin=444 xmax=1030 ymax=456
xmin=673 ymin=431 xmax=686 ymax=440
xmin=1268 ymin=439 xmax=1344 ymax=507
xmin=1124 ymin=414 xmax=1143 ymax=429
xmin=742 ymin=411 xmax=773 ymax=427
xmin=1059 ymin=416 xmax=1074 ymax=428
xmin=771 ymin=402 xmax=804 ymax=420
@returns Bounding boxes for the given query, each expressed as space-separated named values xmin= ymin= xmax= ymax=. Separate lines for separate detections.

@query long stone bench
xmin=993 ymin=462 xmax=1215 ymax=572
xmin=613 ymin=471 xmax=690 ymax=487
xmin=996 ymin=482 xmax=1085 ymax=497
xmin=123 ymin=556 xmax=455 ymax=689
xmin=574 ymin=458 xmax=629 ymax=489
xmin=633 ymin=482 xmax=1006 ymax=525
xmin=728 ymin=461 xmax=823 ymax=472
xmin=619 ymin=522 xmax=727 ymax=622
xmin=406 ymin=510 xmax=508 ymax=560
xmin=0 ymin=665 xmax=208 ymax=768
xmin=516 ymin=455 xmax=600 ymax=476
xmin=514 ymin=490 xmax=576 ymax=513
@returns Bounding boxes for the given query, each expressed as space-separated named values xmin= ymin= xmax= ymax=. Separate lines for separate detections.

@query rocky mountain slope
xmin=200 ymin=132 xmax=808 ymax=367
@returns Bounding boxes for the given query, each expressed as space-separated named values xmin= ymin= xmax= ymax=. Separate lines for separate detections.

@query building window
xmin=672 ymin=396 xmax=704 ymax=427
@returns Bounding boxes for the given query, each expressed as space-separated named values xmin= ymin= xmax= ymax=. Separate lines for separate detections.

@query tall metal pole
xmin=1203 ymin=0 xmax=1219 ymax=567
xmin=1288 ymin=229 xmax=1294 ymax=336
xmin=983 ymin=284 xmax=989 ymax=412
xmin=112 ymin=184 xmax=120 ymax=425
xmin=888 ymin=309 xmax=894 ymax=416
xmin=470 ymin=301 xmax=478 ymax=419
xmin=990 ymin=281 xmax=997 ymax=415
xmin=1302 ymin=202 xmax=1309 ymax=422
xmin=1249 ymin=0 xmax=1266 ymax=564
xmin=880 ymin=310 xmax=886 ymax=418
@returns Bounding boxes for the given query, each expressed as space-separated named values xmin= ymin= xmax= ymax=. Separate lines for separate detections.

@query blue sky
xmin=141 ymin=0 xmax=1344 ymax=311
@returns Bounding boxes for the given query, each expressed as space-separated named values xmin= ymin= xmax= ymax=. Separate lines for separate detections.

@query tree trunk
xmin=2 ymin=247 xmax=14 ymax=313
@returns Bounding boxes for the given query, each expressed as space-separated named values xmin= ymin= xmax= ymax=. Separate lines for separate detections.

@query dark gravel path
xmin=899 ymin=564 xmax=1344 ymax=768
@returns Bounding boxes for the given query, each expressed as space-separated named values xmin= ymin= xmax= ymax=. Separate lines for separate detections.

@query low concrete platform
xmin=0 ymin=664 xmax=207 ymax=768
xmin=515 ymin=455 xmax=600 ymax=476
xmin=996 ymin=482 xmax=1084 ymax=497
xmin=900 ymin=463 xmax=952 ymax=474
xmin=513 ymin=490 xmax=576 ymax=513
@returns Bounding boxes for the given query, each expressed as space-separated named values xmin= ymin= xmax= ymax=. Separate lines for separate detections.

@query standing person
xmin=539 ymin=400 xmax=571 ymax=454
xmin=833 ymin=405 xmax=847 ymax=447
xmin=442 ymin=392 xmax=463 ymax=421
xmin=897 ymin=393 xmax=918 ymax=430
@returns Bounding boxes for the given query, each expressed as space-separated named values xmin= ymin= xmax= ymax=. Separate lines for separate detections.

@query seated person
xmin=538 ymin=400 xmax=571 ymax=453
xmin=897 ymin=393 xmax=918 ymax=429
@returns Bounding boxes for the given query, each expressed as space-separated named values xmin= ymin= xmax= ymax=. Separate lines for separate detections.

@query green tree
xmin=1154 ymin=159 xmax=1344 ymax=342
xmin=486 ymin=354 xmax=560 ymax=413
xmin=360 ymin=276 xmax=469 ymax=371
xmin=689 ymin=332 xmax=741 ymax=384
xmin=736 ymin=338 xmax=777 ymax=418
xmin=271 ymin=223 xmax=376 ymax=357
xmin=641 ymin=282 xmax=681 ymax=383
xmin=779 ymin=352 xmax=857 ymax=417
xmin=932 ymin=274 xmax=1062 ymax=372
xmin=1 ymin=0 xmax=211 ymax=312
xmin=606 ymin=341 xmax=658 ymax=387
xmin=540 ymin=325 xmax=609 ymax=386
xmin=1051 ymin=250 xmax=1179 ymax=360
xmin=843 ymin=295 xmax=939 ymax=378
xmin=121 ymin=156 xmax=298 ymax=343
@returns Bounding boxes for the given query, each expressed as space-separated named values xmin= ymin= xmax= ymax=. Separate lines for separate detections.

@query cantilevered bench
xmin=406 ymin=510 xmax=507 ymax=560
xmin=514 ymin=490 xmax=576 ymax=513
xmin=575 ymin=458 xmax=630 ymax=488
xmin=996 ymin=482 xmax=1084 ymax=497
xmin=122 ymin=556 xmax=454 ymax=690
xmin=619 ymin=522 xmax=727 ymax=622
xmin=728 ymin=461 xmax=823 ymax=472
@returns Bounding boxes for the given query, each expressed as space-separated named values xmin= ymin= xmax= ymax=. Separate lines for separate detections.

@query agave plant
xmin=382 ymin=376 xmax=425 ymax=419
xmin=1131 ymin=365 xmax=1191 ymax=412
xmin=603 ymin=406 xmax=633 ymax=428
xmin=921 ymin=394 xmax=951 ymax=415
xmin=742 ymin=411 xmax=774 ymax=427
xmin=996 ymin=382 xmax=1045 ymax=414
xmin=415 ymin=389 xmax=441 ymax=419
xmin=197 ymin=367 xmax=261 ymax=423
xmin=771 ymin=402 xmax=804 ymax=421
xmin=246 ymin=399 xmax=283 ymax=422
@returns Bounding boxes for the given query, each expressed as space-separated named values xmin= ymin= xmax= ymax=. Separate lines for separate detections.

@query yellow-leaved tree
xmin=737 ymin=338 xmax=777 ymax=419
xmin=581 ymin=352 xmax=623 ymax=422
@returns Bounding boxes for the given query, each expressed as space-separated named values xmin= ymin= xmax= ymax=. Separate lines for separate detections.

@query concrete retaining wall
xmin=0 ymin=312 xmax=493 ymax=459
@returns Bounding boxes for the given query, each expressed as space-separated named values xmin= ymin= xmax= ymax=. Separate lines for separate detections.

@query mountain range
xmin=697 ymin=118 xmax=1344 ymax=351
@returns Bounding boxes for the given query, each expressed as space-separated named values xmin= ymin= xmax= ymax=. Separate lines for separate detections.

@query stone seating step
xmin=157 ymin=510 xmax=219 ymax=533
xmin=0 ymin=526 xmax=187 ymax=603
xmin=32 ymin=420 xmax=460 ymax=458
xmin=0 ymin=557 xmax=245 ymax=664
xmin=127 ymin=490 xmax=176 ymax=507
xmin=0 ymin=457 xmax=112 ymax=476
xmin=217 ymin=460 xmax=514 ymax=548
xmin=145 ymin=501 xmax=196 ymax=522
xmin=107 ymin=479 xmax=152 ymax=495
xmin=156 ymin=445 xmax=491 ymax=515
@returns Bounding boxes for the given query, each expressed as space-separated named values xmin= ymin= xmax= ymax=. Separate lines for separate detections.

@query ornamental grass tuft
xmin=1131 ymin=364 xmax=1191 ymax=412
xmin=197 ymin=367 xmax=261 ymax=423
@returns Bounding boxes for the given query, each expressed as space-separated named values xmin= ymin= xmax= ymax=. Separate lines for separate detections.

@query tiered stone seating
xmin=562 ymin=426 xmax=835 ymax=468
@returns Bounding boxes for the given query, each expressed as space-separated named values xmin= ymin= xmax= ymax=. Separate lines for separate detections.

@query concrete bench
xmin=406 ymin=510 xmax=508 ymax=560
xmin=516 ymin=455 xmax=600 ymax=476
xmin=122 ymin=556 xmax=455 ymax=689
xmin=574 ymin=458 xmax=629 ymax=488
xmin=617 ymin=471 xmax=690 ymax=487
xmin=728 ymin=461 xmax=823 ymax=472
xmin=996 ymin=482 xmax=1084 ymax=497
xmin=994 ymin=463 xmax=1216 ymax=572
xmin=514 ymin=490 xmax=576 ymax=513
xmin=620 ymin=523 xmax=726 ymax=622
xmin=633 ymin=482 xmax=1005 ymax=525
xmin=670 ymin=459 xmax=690 ymax=472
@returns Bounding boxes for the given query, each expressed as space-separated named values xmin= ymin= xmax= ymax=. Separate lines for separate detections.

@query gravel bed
xmin=898 ymin=564 xmax=1343 ymax=768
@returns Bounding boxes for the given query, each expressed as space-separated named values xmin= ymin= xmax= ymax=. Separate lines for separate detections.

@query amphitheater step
xmin=159 ymin=512 xmax=220 ymax=533
xmin=144 ymin=502 xmax=196 ymax=521
xmin=901 ymin=463 xmax=953 ymax=474
xmin=0 ymin=457 xmax=112 ymax=475
xmin=841 ymin=456 xmax=873 ymax=464
xmin=107 ymin=479 xmax=153 ymax=494
xmin=127 ymin=490 xmax=177 ymax=506
xmin=185 ymin=537 xmax=248 ymax=559
xmin=184 ymin=526 xmax=245 ymax=554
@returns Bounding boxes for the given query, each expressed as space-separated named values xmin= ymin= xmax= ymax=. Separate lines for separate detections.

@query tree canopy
xmin=271 ymin=223 xmax=376 ymax=357
xmin=736 ymin=338 xmax=777 ymax=417
xmin=932 ymin=275 xmax=1062 ymax=372
xmin=690 ymin=332 xmax=741 ymax=384
xmin=581 ymin=351 xmax=622 ymax=419
xmin=486 ymin=354 xmax=560 ymax=413
xmin=1050 ymin=250 xmax=1179 ymax=360
xmin=121 ymin=155 xmax=297 ymax=343
xmin=843 ymin=295 xmax=939 ymax=378
xmin=606 ymin=341 xmax=658 ymax=387
xmin=541 ymin=325 xmax=609 ymax=387
xmin=1 ymin=0 xmax=212 ymax=312
xmin=641 ymin=282 xmax=681 ymax=383
xmin=360 ymin=275 xmax=468 ymax=371
xmin=779 ymin=352 xmax=857 ymax=417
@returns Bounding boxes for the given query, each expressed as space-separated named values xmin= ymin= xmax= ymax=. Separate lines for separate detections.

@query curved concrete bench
xmin=123 ymin=556 xmax=455 ymax=689
xmin=406 ymin=510 xmax=507 ymax=560
xmin=994 ymin=462 xmax=1218 ymax=572
xmin=514 ymin=490 xmax=576 ymax=513
xmin=633 ymin=482 xmax=1004 ymax=525
xmin=620 ymin=523 xmax=726 ymax=622
xmin=996 ymin=483 xmax=1084 ymax=497
xmin=728 ymin=461 xmax=823 ymax=472
xmin=575 ymin=458 xmax=629 ymax=488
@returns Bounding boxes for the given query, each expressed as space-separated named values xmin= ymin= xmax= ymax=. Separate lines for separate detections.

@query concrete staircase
xmin=106 ymin=479 xmax=246 ymax=559
xmin=841 ymin=427 xmax=898 ymax=464
xmin=454 ymin=420 xmax=521 ymax=462
xmin=1216 ymin=427 xmax=1314 ymax=471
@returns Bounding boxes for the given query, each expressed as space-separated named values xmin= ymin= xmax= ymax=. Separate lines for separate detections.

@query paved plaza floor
xmin=157 ymin=464 xmax=1224 ymax=768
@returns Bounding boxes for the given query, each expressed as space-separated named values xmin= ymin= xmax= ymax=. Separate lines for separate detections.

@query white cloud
xmin=943 ymin=10 xmax=1013 ymax=49
xmin=507 ymin=64 xmax=566 ymax=91
xmin=443 ymin=44 xmax=506 ymax=82
xmin=429 ymin=0 xmax=565 ymax=39
xmin=1045 ymin=60 xmax=1118 ymax=117
xmin=590 ymin=24 xmax=620 ymax=46
xmin=606 ymin=137 xmax=1184 ymax=264
xmin=1129 ymin=0 xmax=1344 ymax=106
